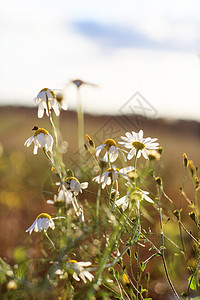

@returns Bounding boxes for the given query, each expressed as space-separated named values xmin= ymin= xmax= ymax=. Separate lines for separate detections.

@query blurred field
xmin=0 ymin=106 xmax=200 ymax=297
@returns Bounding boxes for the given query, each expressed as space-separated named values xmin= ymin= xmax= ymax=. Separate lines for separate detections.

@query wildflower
xmin=33 ymin=88 xmax=67 ymax=118
xmin=47 ymin=188 xmax=72 ymax=207
xmin=24 ymin=126 xmax=53 ymax=155
xmin=26 ymin=213 xmax=55 ymax=235
xmin=115 ymin=184 xmax=154 ymax=211
xmin=119 ymin=130 xmax=159 ymax=160
xmin=123 ymin=273 xmax=130 ymax=285
xmin=93 ymin=165 xmax=134 ymax=189
xmin=64 ymin=176 xmax=88 ymax=196
xmin=96 ymin=138 xmax=127 ymax=163
xmin=66 ymin=260 xmax=94 ymax=283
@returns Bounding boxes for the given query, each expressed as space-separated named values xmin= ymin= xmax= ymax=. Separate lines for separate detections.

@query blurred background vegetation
xmin=0 ymin=106 xmax=200 ymax=297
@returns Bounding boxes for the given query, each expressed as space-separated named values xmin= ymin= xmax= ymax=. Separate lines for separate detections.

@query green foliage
xmin=1 ymin=89 xmax=200 ymax=299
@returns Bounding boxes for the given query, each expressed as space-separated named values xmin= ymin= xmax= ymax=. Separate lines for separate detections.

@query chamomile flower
xmin=24 ymin=126 xmax=53 ymax=155
xmin=93 ymin=165 xmax=134 ymax=189
xmin=47 ymin=188 xmax=72 ymax=207
xmin=96 ymin=138 xmax=126 ymax=163
xmin=66 ymin=260 xmax=94 ymax=283
xmin=119 ymin=130 xmax=159 ymax=160
xmin=64 ymin=176 xmax=88 ymax=196
xmin=26 ymin=213 xmax=55 ymax=235
xmin=33 ymin=88 xmax=67 ymax=118
xmin=115 ymin=185 xmax=154 ymax=211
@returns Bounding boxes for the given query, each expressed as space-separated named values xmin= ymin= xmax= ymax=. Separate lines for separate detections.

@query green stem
xmin=157 ymin=186 xmax=180 ymax=299
xmin=44 ymin=232 xmax=56 ymax=250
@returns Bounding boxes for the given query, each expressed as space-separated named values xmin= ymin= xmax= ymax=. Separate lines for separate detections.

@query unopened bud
xmin=183 ymin=153 xmax=189 ymax=168
xmin=123 ymin=273 xmax=130 ymax=285
xmin=189 ymin=160 xmax=195 ymax=177
xmin=189 ymin=212 xmax=196 ymax=223
xmin=174 ymin=210 xmax=180 ymax=220
xmin=155 ymin=177 xmax=162 ymax=187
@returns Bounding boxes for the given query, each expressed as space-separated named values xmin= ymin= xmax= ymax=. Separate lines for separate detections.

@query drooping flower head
xmin=115 ymin=183 xmax=154 ymax=211
xmin=33 ymin=88 xmax=67 ymax=118
xmin=119 ymin=130 xmax=159 ymax=160
xmin=26 ymin=213 xmax=55 ymax=235
xmin=24 ymin=126 xmax=53 ymax=155
xmin=93 ymin=165 xmax=134 ymax=189
xmin=64 ymin=176 xmax=88 ymax=196
xmin=47 ymin=188 xmax=73 ymax=207
xmin=66 ymin=260 xmax=94 ymax=283
xmin=96 ymin=138 xmax=126 ymax=163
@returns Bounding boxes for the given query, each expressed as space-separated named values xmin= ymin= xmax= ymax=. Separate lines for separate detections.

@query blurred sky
xmin=1 ymin=0 xmax=200 ymax=120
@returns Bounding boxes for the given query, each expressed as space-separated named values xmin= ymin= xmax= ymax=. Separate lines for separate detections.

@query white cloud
xmin=0 ymin=0 xmax=200 ymax=121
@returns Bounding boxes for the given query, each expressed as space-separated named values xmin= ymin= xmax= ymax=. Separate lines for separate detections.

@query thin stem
xmin=44 ymin=232 xmax=56 ymax=250
xmin=157 ymin=186 xmax=180 ymax=299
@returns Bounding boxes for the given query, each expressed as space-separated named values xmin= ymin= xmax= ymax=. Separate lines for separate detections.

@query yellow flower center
xmin=106 ymin=167 xmax=120 ymax=173
xmin=68 ymin=260 xmax=78 ymax=263
xmin=132 ymin=141 xmax=145 ymax=150
xmin=104 ymin=139 xmax=117 ymax=150
xmin=65 ymin=177 xmax=80 ymax=183
xmin=34 ymin=128 xmax=49 ymax=136
xmin=40 ymin=88 xmax=49 ymax=93
xmin=36 ymin=213 xmax=51 ymax=220
xmin=131 ymin=187 xmax=143 ymax=202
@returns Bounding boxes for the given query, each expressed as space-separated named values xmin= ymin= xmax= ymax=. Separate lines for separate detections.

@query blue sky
xmin=1 ymin=0 xmax=200 ymax=120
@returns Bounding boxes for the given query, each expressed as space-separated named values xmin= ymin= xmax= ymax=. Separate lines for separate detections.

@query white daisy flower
xmin=47 ymin=188 xmax=73 ymax=207
xmin=119 ymin=130 xmax=159 ymax=160
xmin=24 ymin=126 xmax=53 ymax=155
xmin=66 ymin=260 xmax=94 ymax=283
xmin=33 ymin=88 xmax=67 ymax=118
xmin=64 ymin=176 xmax=88 ymax=196
xmin=96 ymin=138 xmax=127 ymax=163
xmin=93 ymin=165 xmax=134 ymax=189
xmin=115 ymin=186 xmax=154 ymax=211
xmin=26 ymin=213 xmax=55 ymax=235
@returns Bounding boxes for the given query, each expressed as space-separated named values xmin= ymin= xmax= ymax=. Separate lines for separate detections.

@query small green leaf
xmin=141 ymin=262 xmax=146 ymax=272
xmin=188 ymin=275 xmax=196 ymax=291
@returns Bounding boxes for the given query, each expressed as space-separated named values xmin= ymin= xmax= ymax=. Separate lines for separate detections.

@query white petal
xmin=125 ymin=132 xmax=133 ymax=139
xmin=38 ymin=102 xmax=45 ymax=118
xmin=115 ymin=196 xmax=127 ymax=207
xmin=83 ymin=271 xmax=94 ymax=281
xmin=36 ymin=133 xmax=46 ymax=147
xmin=24 ymin=136 xmax=34 ymax=147
xmin=119 ymin=166 xmax=135 ymax=174
xmin=49 ymin=219 xmax=55 ymax=230
xmin=138 ymin=130 xmax=143 ymax=140
xmin=26 ymin=219 xmax=37 ymax=235
xmin=79 ymin=273 xmax=87 ymax=283
xmin=37 ymin=218 xmax=42 ymax=231
xmin=143 ymin=194 xmax=154 ymax=203
xmin=141 ymin=149 xmax=149 ymax=159
xmin=61 ymin=101 xmax=68 ymax=110
xmin=109 ymin=146 xmax=118 ymax=162
xmin=96 ymin=144 xmax=105 ymax=157
xmin=53 ymin=102 xmax=60 ymax=116
xmin=73 ymin=272 xmax=80 ymax=281
xmin=78 ymin=262 xmax=92 ymax=267
xmin=80 ymin=182 xmax=88 ymax=189
xmin=33 ymin=145 xmax=38 ymax=155
xmin=127 ymin=148 xmax=136 ymax=160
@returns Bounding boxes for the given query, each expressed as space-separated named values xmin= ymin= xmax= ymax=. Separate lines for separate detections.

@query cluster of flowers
xmin=24 ymin=88 xmax=159 ymax=283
